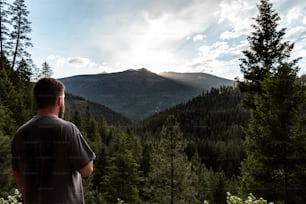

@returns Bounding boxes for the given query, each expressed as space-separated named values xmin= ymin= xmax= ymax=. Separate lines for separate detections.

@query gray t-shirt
xmin=11 ymin=115 xmax=96 ymax=204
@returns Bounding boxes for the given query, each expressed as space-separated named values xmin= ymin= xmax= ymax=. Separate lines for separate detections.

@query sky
xmin=25 ymin=0 xmax=306 ymax=80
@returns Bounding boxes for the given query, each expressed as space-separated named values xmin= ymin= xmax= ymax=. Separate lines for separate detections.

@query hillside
xmin=60 ymin=68 xmax=234 ymax=120
xmin=140 ymin=86 xmax=248 ymax=176
xmin=65 ymin=93 xmax=131 ymax=126
xmin=161 ymin=71 xmax=235 ymax=90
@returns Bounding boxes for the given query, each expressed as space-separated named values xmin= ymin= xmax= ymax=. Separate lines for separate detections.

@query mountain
xmin=65 ymin=93 xmax=131 ymax=126
xmin=60 ymin=68 xmax=234 ymax=121
xmin=161 ymin=72 xmax=235 ymax=90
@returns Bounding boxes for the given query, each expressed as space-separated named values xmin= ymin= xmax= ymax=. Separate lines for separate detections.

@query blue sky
xmin=25 ymin=0 xmax=306 ymax=80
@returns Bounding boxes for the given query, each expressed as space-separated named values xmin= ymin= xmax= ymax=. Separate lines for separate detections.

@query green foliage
xmin=100 ymin=128 xmax=142 ymax=204
xmin=142 ymin=86 xmax=247 ymax=177
xmin=238 ymin=0 xmax=297 ymax=110
xmin=240 ymin=62 xmax=306 ymax=203
xmin=144 ymin=115 xmax=198 ymax=204
xmin=238 ymin=0 xmax=306 ymax=203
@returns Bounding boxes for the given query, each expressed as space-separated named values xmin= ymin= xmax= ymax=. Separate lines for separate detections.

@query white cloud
xmin=285 ymin=7 xmax=304 ymax=25
xmin=87 ymin=0 xmax=221 ymax=74
xmin=198 ymin=42 xmax=229 ymax=60
xmin=29 ymin=0 xmax=306 ymax=80
xmin=46 ymin=55 xmax=107 ymax=78
xmin=217 ymin=0 xmax=257 ymax=39
xmin=286 ymin=26 xmax=306 ymax=40
xmin=187 ymin=40 xmax=248 ymax=80
xmin=193 ymin=34 xmax=205 ymax=42
xmin=220 ymin=30 xmax=242 ymax=40
xmin=303 ymin=17 xmax=306 ymax=25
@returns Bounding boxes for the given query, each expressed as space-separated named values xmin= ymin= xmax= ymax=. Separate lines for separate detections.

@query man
xmin=11 ymin=78 xmax=96 ymax=204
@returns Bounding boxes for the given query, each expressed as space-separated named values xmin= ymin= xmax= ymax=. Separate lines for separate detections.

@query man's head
xmin=34 ymin=78 xmax=65 ymax=118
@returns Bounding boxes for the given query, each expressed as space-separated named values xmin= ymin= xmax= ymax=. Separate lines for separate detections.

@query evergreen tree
xmin=144 ymin=115 xmax=198 ymax=204
xmin=0 ymin=0 xmax=10 ymax=57
xmin=92 ymin=116 xmax=110 ymax=189
xmin=83 ymin=106 xmax=102 ymax=155
xmin=240 ymin=62 xmax=306 ymax=203
xmin=15 ymin=62 xmax=33 ymax=124
xmin=16 ymin=58 xmax=31 ymax=82
xmin=238 ymin=1 xmax=306 ymax=203
xmin=38 ymin=61 xmax=53 ymax=78
xmin=101 ymin=129 xmax=142 ymax=203
xmin=0 ymin=102 xmax=15 ymax=197
xmin=238 ymin=0 xmax=297 ymax=109
xmin=0 ymin=66 xmax=17 ymax=110
xmin=9 ymin=0 xmax=32 ymax=69
xmin=72 ymin=110 xmax=83 ymax=130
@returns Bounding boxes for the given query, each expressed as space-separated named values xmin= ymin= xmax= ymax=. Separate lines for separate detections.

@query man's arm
xmin=13 ymin=171 xmax=23 ymax=193
xmin=78 ymin=161 xmax=94 ymax=177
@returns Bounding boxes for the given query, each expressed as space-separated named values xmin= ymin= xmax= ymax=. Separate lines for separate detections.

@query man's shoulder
xmin=16 ymin=116 xmax=38 ymax=134
xmin=16 ymin=116 xmax=79 ymax=134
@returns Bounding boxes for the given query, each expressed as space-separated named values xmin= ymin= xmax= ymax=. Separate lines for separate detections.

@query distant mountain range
xmin=160 ymin=71 xmax=234 ymax=90
xmin=60 ymin=68 xmax=234 ymax=121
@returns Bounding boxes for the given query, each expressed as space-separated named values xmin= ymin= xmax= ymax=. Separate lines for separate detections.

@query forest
xmin=1 ymin=0 xmax=306 ymax=204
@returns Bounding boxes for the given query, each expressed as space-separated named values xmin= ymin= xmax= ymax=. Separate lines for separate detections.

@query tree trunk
xmin=12 ymin=11 xmax=21 ymax=70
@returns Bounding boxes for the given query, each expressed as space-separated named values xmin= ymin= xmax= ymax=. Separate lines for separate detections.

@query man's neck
xmin=37 ymin=108 xmax=58 ymax=117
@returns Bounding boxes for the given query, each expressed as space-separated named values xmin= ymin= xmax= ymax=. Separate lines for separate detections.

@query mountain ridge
xmin=60 ymin=68 xmax=235 ymax=120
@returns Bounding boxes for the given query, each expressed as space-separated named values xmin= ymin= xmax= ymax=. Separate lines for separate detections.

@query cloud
xmin=303 ymin=17 xmax=306 ymax=25
xmin=30 ymin=0 xmax=306 ymax=80
xmin=187 ymin=40 xmax=248 ymax=79
xmin=87 ymin=0 xmax=221 ymax=73
xmin=193 ymin=34 xmax=205 ymax=42
xmin=286 ymin=26 xmax=306 ymax=40
xmin=217 ymin=0 xmax=257 ymax=39
xmin=46 ymin=55 xmax=107 ymax=78
xmin=286 ymin=7 xmax=303 ymax=24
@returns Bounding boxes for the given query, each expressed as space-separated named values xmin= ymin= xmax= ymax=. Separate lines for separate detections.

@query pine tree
xmin=240 ymin=62 xmax=306 ymax=203
xmin=101 ymin=129 xmax=142 ymax=203
xmin=9 ymin=0 xmax=32 ymax=69
xmin=0 ymin=102 xmax=15 ymax=197
xmin=0 ymin=0 xmax=10 ymax=58
xmin=238 ymin=0 xmax=297 ymax=109
xmin=83 ymin=106 xmax=102 ymax=155
xmin=16 ymin=58 xmax=31 ymax=82
xmin=238 ymin=1 xmax=306 ymax=203
xmin=144 ymin=115 xmax=198 ymax=204
xmin=0 ymin=65 xmax=17 ymax=110
xmin=39 ymin=61 xmax=53 ymax=78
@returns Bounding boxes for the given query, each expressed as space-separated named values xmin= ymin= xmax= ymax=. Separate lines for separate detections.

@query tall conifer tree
xmin=0 ymin=0 xmax=10 ymax=58
xmin=144 ymin=115 xmax=198 ymax=204
xmin=239 ymin=0 xmax=306 ymax=203
xmin=238 ymin=0 xmax=296 ymax=109
xmin=101 ymin=129 xmax=142 ymax=204
xmin=40 ymin=61 xmax=53 ymax=78
xmin=9 ymin=0 xmax=32 ymax=69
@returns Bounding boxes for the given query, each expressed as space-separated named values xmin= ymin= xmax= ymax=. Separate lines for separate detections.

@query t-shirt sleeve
xmin=68 ymin=125 xmax=96 ymax=171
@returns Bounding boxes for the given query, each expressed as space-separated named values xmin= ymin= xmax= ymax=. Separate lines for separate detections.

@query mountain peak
xmin=125 ymin=68 xmax=152 ymax=73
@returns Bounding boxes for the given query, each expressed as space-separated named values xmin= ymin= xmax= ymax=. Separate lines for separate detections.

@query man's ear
xmin=56 ymin=96 xmax=62 ymax=106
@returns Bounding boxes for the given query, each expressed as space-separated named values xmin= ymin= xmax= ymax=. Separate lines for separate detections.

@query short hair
xmin=34 ymin=78 xmax=65 ymax=109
